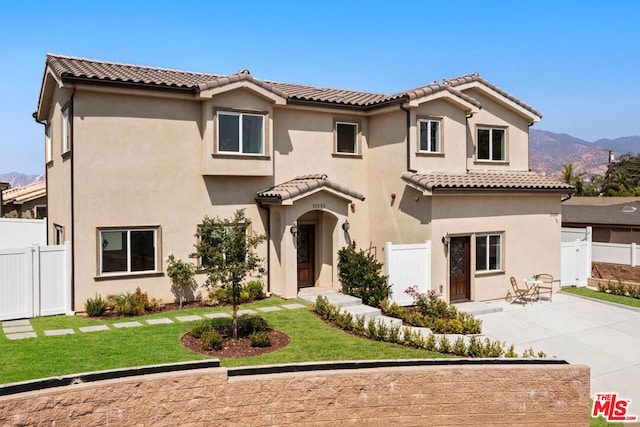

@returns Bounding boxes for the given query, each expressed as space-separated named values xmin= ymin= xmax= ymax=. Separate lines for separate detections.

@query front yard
xmin=0 ymin=298 xmax=447 ymax=385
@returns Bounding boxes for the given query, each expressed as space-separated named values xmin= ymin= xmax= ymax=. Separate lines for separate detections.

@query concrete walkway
xmin=461 ymin=292 xmax=640 ymax=416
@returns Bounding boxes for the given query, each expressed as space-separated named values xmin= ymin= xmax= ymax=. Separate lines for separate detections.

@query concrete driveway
xmin=466 ymin=292 xmax=640 ymax=416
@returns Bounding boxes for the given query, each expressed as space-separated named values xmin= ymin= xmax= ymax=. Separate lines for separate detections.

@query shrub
xmin=337 ymin=242 xmax=390 ymax=308
xmin=134 ymin=287 xmax=162 ymax=312
xmin=353 ymin=315 xmax=366 ymax=336
xmin=249 ymin=331 xmax=271 ymax=347
xmin=505 ymin=344 xmax=517 ymax=358
xmin=402 ymin=327 xmax=414 ymax=346
xmin=467 ymin=336 xmax=482 ymax=357
xmin=452 ymin=337 xmax=467 ymax=356
xmin=191 ymin=320 xmax=214 ymax=339
xmin=335 ymin=311 xmax=353 ymax=331
xmin=245 ymin=280 xmax=265 ymax=300
xmin=438 ymin=335 xmax=451 ymax=354
xmin=388 ymin=325 xmax=401 ymax=344
xmin=424 ymin=333 xmax=437 ymax=351
xmin=85 ymin=293 xmax=108 ymax=317
xmin=314 ymin=295 xmax=331 ymax=318
xmin=201 ymin=330 xmax=224 ymax=351
xmin=238 ymin=314 xmax=269 ymax=334
xmin=108 ymin=292 xmax=144 ymax=316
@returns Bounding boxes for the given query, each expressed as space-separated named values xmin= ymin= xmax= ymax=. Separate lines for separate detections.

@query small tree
xmin=191 ymin=209 xmax=267 ymax=339
xmin=166 ymin=254 xmax=197 ymax=308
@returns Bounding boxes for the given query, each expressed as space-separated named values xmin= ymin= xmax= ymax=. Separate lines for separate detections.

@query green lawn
xmin=0 ymin=298 xmax=446 ymax=385
xmin=561 ymin=287 xmax=640 ymax=309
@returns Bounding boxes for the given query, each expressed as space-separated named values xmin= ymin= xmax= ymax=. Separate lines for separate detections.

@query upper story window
xmin=45 ymin=123 xmax=52 ymax=163
xmin=477 ymin=127 xmax=506 ymax=161
xmin=335 ymin=122 xmax=358 ymax=154
xmin=99 ymin=227 xmax=158 ymax=275
xmin=418 ymin=119 xmax=441 ymax=153
xmin=476 ymin=233 xmax=502 ymax=272
xmin=217 ymin=111 xmax=265 ymax=155
xmin=62 ymin=106 xmax=71 ymax=154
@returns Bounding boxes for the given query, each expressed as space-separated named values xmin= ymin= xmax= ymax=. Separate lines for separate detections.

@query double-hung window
xmin=418 ymin=119 xmax=441 ymax=153
xmin=100 ymin=228 xmax=158 ymax=275
xmin=477 ymin=127 xmax=506 ymax=161
xmin=476 ymin=234 xmax=502 ymax=272
xmin=217 ymin=111 xmax=265 ymax=155
xmin=335 ymin=122 xmax=358 ymax=154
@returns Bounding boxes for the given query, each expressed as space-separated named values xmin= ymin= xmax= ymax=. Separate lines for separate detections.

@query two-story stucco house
xmin=35 ymin=54 xmax=573 ymax=310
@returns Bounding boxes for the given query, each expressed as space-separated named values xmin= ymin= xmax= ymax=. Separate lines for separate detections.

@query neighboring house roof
xmin=256 ymin=174 xmax=365 ymax=202
xmin=402 ymin=171 xmax=575 ymax=194
xmin=562 ymin=199 xmax=640 ymax=227
xmin=40 ymin=54 xmax=539 ymax=117
xmin=2 ymin=181 xmax=46 ymax=205
xmin=562 ymin=196 xmax=640 ymax=207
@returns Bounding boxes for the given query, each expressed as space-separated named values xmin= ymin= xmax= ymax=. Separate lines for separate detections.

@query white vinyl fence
xmin=385 ymin=241 xmax=431 ymax=306
xmin=0 ymin=218 xmax=46 ymax=249
xmin=592 ymin=242 xmax=640 ymax=266
xmin=0 ymin=242 xmax=72 ymax=321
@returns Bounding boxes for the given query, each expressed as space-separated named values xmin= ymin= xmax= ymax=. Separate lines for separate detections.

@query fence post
xmin=31 ymin=244 xmax=41 ymax=318
xmin=64 ymin=241 xmax=74 ymax=315
xmin=632 ymin=243 xmax=637 ymax=268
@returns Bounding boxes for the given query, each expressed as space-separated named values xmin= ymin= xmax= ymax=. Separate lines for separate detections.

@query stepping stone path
xmin=1 ymin=301 xmax=308 ymax=340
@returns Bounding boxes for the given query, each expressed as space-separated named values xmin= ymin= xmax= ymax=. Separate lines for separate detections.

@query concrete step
xmin=341 ymin=304 xmax=381 ymax=318
xmin=297 ymin=288 xmax=363 ymax=307
xmin=453 ymin=301 xmax=503 ymax=316
xmin=376 ymin=315 xmax=403 ymax=328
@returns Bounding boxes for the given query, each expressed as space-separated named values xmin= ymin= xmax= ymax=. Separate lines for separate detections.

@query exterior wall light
xmin=391 ymin=193 xmax=396 ymax=199
xmin=290 ymin=221 xmax=298 ymax=237
xmin=342 ymin=220 xmax=350 ymax=232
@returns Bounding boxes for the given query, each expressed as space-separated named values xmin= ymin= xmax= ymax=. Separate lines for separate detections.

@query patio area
xmin=457 ymin=292 xmax=640 ymax=417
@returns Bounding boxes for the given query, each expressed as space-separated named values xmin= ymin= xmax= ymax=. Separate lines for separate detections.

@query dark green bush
xmin=84 ymin=293 xmax=108 ymax=317
xmin=335 ymin=311 xmax=353 ymax=331
xmin=201 ymin=330 xmax=224 ymax=351
xmin=245 ymin=280 xmax=265 ymax=300
xmin=190 ymin=320 xmax=214 ymax=339
xmin=238 ymin=314 xmax=269 ymax=334
xmin=249 ymin=331 xmax=271 ymax=347
xmin=337 ymin=242 xmax=390 ymax=308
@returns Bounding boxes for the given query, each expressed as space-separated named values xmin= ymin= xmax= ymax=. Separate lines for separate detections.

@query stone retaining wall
xmin=0 ymin=360 xmax=590 ymax=426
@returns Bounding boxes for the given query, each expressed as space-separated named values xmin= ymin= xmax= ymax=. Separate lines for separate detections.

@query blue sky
xmin=1 ymin=0 xmax=639 ymax=174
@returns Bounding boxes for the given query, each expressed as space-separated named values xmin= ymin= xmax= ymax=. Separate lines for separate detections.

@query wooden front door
xmin=449 ymin=236 xmax=470 ymax=302
xmin=297 ymin=224 xmax=315 ymax=288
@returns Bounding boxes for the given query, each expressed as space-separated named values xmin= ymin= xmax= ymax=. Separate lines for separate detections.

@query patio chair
xmin=509 ymin=277 xmax=530 ymax=305
xmin=536 ymin=273 xmax=554 ymax=302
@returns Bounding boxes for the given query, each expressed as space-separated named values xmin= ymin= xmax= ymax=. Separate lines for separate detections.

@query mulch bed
xmin=181 ymin=327 xmax=290 ymax=358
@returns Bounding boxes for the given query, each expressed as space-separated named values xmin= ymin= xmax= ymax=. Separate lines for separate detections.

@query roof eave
xmin=431 ymin=187 xmax=575 ymax=195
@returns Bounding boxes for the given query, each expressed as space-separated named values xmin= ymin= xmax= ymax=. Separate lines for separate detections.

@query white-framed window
xmin=100 ymin=227 xmax=158 ymax=275
xmin=477 ymin=127 xmax=506 ymax=161
xmin=45 ymin=123 xmax=52 ymax=163
xmin=217 ymin=111 xmax=265 ymax=155
xmin=62 ymin=107 xmax=71 ymax=154
xmin=335 ymin=122 xmax=358 ymax=154
xmin=418 ymin=119 xmax=441 ymax=153
xmin=476 ymin=233 xmax=502 ymax=272
xmin=54 ymin=224 xmax=64 ymax=245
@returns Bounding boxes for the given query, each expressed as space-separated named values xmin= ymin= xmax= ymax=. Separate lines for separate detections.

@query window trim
xmin=45 ymin=123 xmax=52 ymax=164
xmin=215 ymin=110 xmax=266 ymax=156
xmin=475 ymin=232 xmax=503 ymax=274
xmin=476 ymin=125 xmax=507 ymax=162
xmin=333 ymin=120 xmax=361 ymax=155
xmin=417 ymin=117 xmax=442 ymax=154
xmin=98 ymin=226 xmax=160 ymax=276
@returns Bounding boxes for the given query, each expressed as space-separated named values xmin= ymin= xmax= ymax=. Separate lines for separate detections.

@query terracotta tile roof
xmin=562 ymin=201 xmax=640 ymax=226
xmin=43 ymin=55 xmax=538 ymax=116
xmin=256 ymin=174 xmax=365 ymax=202
xmin=401 ymin=171 xmax=575 ymax=193
xmin=2 ymin=181 xmax=46 ymax=204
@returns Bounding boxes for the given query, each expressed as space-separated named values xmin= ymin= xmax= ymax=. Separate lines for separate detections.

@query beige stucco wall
xmin=0 ymin=362 xmax=590 ymax=426
xmin=430 ymin=194 xmax=563 ymax=302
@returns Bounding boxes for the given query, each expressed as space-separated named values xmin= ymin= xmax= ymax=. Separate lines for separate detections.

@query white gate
xmin=0 ymin=242 xmax=72 ymax=321
xmin=385 ymin=241 xmax=431 ymax=306
xmin=561 ymin=240 xmax=591 ymax=287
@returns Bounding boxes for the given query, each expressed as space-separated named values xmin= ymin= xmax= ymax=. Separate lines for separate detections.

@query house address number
xmin=312 ymin=203 xmax=326 ymax=209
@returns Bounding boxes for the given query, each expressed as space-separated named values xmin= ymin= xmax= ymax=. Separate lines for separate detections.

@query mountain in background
xmin=529 ymin=129 xmax=640 ymax=179
xmin=0 ymin=172 xmax=45 ymax=188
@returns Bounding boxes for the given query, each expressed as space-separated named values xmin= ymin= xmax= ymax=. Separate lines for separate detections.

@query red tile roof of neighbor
xmin=402 ymin=171 xmax=575 ymax=193
xmin=2 ymin=181 xmax=46 ymax=204
xmin=44 ymin=54 xmax=540 ymax=116
xmin=256 ymin=175 xmax=365 ymax=201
